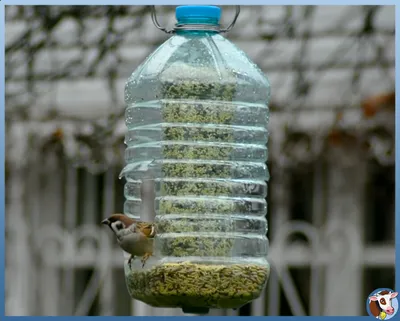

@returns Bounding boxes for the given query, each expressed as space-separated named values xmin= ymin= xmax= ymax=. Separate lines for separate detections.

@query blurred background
xmin=5 ymin=5 xmax=395 ymax=316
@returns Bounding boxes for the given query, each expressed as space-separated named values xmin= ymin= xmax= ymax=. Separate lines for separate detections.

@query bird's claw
xmin=141 ymin=253 xmax=151 ymax=268
xmin=128 ymin=253 xmax=151 ymax=269
xmin=128 ymin=255 xmax=135 ymax=270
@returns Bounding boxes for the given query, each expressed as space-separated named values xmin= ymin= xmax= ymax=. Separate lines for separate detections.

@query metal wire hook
xmin=150 ymin=5 xmax=241 ymax=34
xmin=220 ymin=5 xmax=241 ymax=33
xmin=151 ymin=5 xmax=175 ymax=34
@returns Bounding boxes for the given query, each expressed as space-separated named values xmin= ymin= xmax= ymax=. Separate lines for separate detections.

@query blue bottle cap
xmin=176 ymin=5 xmax=221 ymax=23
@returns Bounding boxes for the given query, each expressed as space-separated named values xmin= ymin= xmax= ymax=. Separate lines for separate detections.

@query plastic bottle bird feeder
xmin=120 ymin=5 xmax=271 ymax=314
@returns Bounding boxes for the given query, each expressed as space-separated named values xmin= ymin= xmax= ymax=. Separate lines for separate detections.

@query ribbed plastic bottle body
xmin=122 ymin=30 xmax=270 ymax=310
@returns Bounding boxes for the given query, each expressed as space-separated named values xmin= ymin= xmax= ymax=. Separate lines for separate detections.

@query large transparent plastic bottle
xmin=121 ymin=5 xmax=271 ymax=314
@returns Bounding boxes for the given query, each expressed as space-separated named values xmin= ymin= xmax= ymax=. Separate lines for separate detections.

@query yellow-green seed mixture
xmin=126 ymin=262 xmax=270 ymax=309
xmin=157 ymin=76 xmax=238 ymax=258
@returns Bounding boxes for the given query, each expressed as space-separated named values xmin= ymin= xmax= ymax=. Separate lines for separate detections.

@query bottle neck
xmin=175 ymin=17 xmax=220 ymax=34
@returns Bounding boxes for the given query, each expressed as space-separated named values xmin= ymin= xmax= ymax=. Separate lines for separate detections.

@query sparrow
xmin=101 ymin=213 xmax=156 ymax=269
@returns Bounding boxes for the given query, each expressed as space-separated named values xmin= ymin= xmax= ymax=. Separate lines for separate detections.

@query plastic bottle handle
xmin=151 ymin=5 xmax=241 ymax=34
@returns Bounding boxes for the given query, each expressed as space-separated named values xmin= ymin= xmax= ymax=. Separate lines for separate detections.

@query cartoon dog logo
xmin=367 ymin=288 xmax=398 ymax=320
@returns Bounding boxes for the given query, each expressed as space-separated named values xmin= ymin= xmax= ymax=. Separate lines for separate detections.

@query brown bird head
xmin=101 ymin=213 xmax=135 ymax=234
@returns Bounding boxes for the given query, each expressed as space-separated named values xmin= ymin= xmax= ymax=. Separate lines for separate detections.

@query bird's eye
xmin=111 ymin=221 xmax=124 ymax=231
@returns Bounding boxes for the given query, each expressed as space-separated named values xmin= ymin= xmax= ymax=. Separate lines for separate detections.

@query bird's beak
xmin=101 ymin=219 xmax=110 ymax=226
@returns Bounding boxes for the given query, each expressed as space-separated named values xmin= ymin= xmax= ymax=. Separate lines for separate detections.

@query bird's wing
xmin=136 ymin=222 xmax=156 ymax=238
